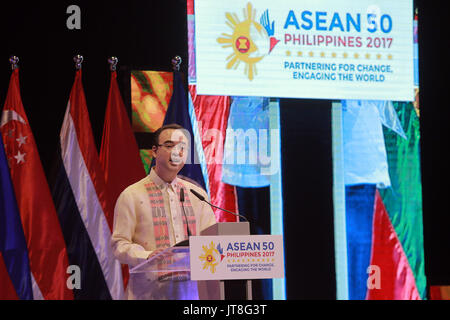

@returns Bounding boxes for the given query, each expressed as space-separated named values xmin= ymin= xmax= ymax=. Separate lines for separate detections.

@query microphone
xmin=189 ymin=188 xmax=205 ymax=201
xmin=189 ymin=189 xmax=248 ymax=222
xmin=174 ymin=188 xmax=191 ymax=247
xmin=180 ymin=188 xmax=191 ymax=237
xmin=180 ymin=186 xmax=185 ymax=201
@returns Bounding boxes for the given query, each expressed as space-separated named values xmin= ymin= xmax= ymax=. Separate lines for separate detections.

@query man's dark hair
xmin=152 ymin=123 xmax=185 ymax=147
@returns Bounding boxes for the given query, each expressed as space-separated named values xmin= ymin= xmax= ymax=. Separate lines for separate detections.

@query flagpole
xmin=171 ymin=55 xmax=182 ymax=71
xmin=108 ymin=56 xmax=118 ymax=72
xmin=73 ymin=54 xmax=83 ymax=70
xmin=9 ymin=56 xmax=19 ymax=70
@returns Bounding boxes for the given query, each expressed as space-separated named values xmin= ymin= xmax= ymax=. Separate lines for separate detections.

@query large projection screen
xmin=195 ymin=0 xmax=414 ymax=101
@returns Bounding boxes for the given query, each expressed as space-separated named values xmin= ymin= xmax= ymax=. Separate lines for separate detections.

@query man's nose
xmin=172 ymin=145 xmax=184 ymax=156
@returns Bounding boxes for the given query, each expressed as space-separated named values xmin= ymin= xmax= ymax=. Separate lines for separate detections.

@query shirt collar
xmin=149 ymin=168 xmax=178 ymax=190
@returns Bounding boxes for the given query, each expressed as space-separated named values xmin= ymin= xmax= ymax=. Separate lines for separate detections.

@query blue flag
xmin=163 ymin=72 xmax=206 ymax=190
xmin=0 ymin=137 xmax=32 ymax=299
xmin=222 ymin=96 xmax=271 ymax=188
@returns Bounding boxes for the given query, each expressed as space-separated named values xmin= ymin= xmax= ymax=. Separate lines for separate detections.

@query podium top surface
xmin=200 ymin=222 xmax=250 ymax=236
xmin=129 ymin=246 xmax=190 ymax=274
xmin=129 ymin=223 xmax=251 ymax=274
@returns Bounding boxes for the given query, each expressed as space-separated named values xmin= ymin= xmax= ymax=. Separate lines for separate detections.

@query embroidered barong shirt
xmin=111 ymin=169 xmax=217 ymax=299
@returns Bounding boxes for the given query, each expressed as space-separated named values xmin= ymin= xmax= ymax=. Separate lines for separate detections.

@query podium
xmin=197 ymin=222 xmax=252 ymax=300
xmin=129 ymin=222 xmax=251 ymax=300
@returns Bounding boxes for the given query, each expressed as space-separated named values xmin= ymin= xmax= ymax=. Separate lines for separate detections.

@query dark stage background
xmin=0 ymin=0 xmax=448 ymax=299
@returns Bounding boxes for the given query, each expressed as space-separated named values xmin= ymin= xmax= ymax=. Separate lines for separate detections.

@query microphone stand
xmin=175 ymin=188 xmax=191 ymax=247
xmin=189 ymin=189 xmax=248 ymax=222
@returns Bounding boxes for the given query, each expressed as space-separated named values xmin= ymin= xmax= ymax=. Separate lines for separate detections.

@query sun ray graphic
xmin=216 ymin=2 xmax=267 ymax=81
xmin=198 ymin=241 xmax=220 ymax=274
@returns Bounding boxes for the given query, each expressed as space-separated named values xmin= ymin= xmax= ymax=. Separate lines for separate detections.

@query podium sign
xmin=190 ymin=235 xmax=284 ymax=281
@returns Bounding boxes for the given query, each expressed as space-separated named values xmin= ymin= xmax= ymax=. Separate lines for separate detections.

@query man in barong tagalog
xmin=111 ymin=123 xmax=217 ymax=299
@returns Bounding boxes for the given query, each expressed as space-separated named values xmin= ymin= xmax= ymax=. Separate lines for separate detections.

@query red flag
xmin=100 ymin=70 xmax=146 ymax=288
xmin=0 ymin=68 xmax=73 ymax=299
xmin=100 ymin=70 xmax=146 ymax=223
xmin=366 ymin=190 xmax=421 ymax=300
xmin=188 ymin=85 xmax=238 ymax=222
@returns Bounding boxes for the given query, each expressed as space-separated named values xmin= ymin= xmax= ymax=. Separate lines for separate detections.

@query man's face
xmin=153 ymin=128 xmax=188 ymax=175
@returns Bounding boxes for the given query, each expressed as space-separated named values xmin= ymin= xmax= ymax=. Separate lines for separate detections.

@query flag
xmin=344 ymin=184 xmax=376 ymax=300
xmin=342 ymin=100 xmax=391 ymax=187
xmin=187 ymin=0 xmax=196 ymax=84
xmin=99 ymin=70 xmax=146 ymax=289
xmin=186 ymin=0 xmax=239 ymax=221
xmin=100 ymin=70 xmax=146 ymax=223
xmin=367 ymin=190 xmax=421 ymax=299
xmin=222 ymin=96 xmax=271 ymax=188
xmin=163 ymin=72 xmax=207 ymax=190
xmin=0 ymin=68 xmax=73 ymax=299
xmin=344 ymin=101 xmax=426 ymax=300
xmin=51 ymin=69 xmax=124 ymax=299
xmin=0 ymin=137 xmax=32 ymax=299
xmin=367 ymin=101 xmax=426 ymax=299
xmin=188 ymin=85 xmax=239 ymax=222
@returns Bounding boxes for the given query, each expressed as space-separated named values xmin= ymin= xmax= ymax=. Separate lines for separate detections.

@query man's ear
xmin=151 ymin=145 xmax=158 ymax=158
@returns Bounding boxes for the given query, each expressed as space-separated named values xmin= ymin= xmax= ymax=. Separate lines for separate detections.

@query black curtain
xmin=0 ymin=0 xmax=189 ymax=175
xmin=280 ymin=99 xmax=336 ymax=299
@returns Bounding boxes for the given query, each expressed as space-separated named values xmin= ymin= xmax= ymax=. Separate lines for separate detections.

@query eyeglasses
xmin=157 ymin=141 xmax=187 ymax=151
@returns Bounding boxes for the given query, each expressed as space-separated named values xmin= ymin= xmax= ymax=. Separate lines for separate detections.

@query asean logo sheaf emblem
xmin=217 ymin=2 xmax=280 ymax=81
xmin=198 ymin=241 xmax=225 ymax=274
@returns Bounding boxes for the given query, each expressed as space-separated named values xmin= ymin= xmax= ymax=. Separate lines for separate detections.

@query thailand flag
xmin=51 ymin=69 xmax=124 ymax=299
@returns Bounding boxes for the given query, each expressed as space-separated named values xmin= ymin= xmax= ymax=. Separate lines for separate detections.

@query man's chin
xmin=169 ymin=160 xmax=184 ymax=169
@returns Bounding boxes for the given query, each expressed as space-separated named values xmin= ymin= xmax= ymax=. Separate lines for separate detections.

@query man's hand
xmin=147 ymin=248 xmax=165 ymax=259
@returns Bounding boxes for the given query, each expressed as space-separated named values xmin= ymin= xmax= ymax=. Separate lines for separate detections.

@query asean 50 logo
xmin=217 ymin=2 xmax=280 ymax=80
xmin=198 ymin=241 xmax=225 ymax=274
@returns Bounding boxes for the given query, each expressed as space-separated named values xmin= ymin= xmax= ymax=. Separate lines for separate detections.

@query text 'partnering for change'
xmin=285 ymin=61 xmax=393 ymax=82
